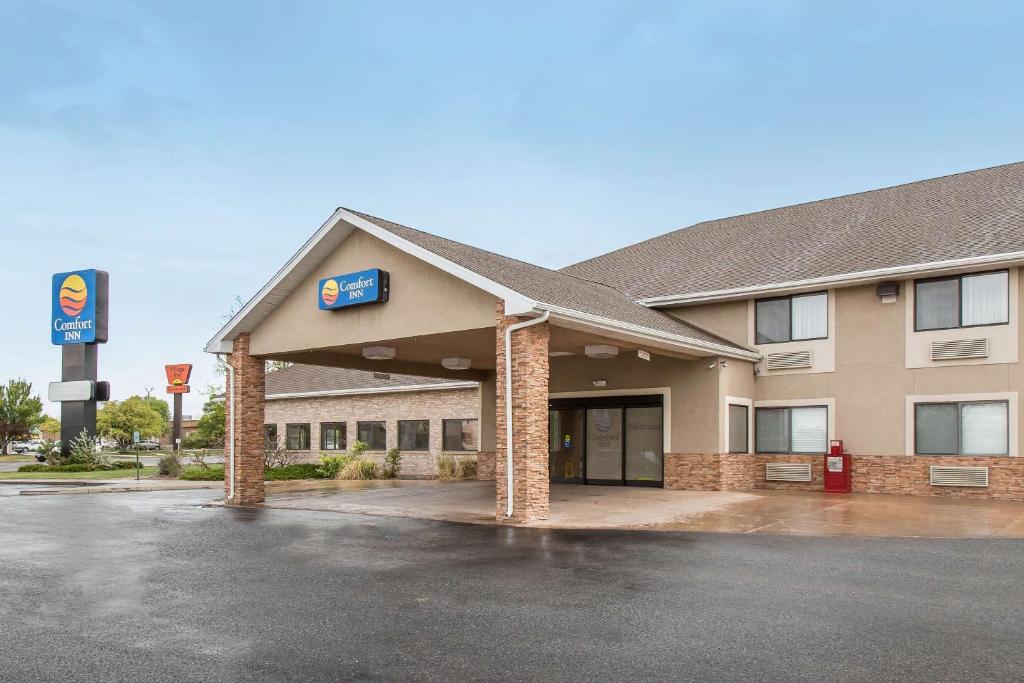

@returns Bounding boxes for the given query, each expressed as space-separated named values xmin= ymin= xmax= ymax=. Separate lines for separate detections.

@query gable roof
xmin=205 ymin=207 xmax=757 ymax=359
xmin=562 ymin=162 xmax=1024 ymax=304
xmin=265 ymin=364 xmax=475 ymax=398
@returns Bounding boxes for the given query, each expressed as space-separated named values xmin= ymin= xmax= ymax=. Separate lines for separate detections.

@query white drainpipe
xmin=218 ymin=353 xmax=236 ymax=502
xmin=503 ymin=310 xmax=550 ymax=518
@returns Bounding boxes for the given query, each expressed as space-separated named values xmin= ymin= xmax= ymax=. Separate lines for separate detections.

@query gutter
xmin=217 ymin=354 xmax=236 ymax=502
xmin=639 ymin=251 xmax=1024 ymax=307
xmin=503 ymin=310 xmax=550 ymax=519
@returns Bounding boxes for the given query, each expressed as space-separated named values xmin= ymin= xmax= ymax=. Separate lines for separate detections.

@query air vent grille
xmin=765 ymin=463 xmax=812 ymax=482
xmin=930 ymin=338 xmax=988 ymax=361
xmin=929 ymin=466 xmax=989 ymax=487
xmin=765 ymin=350 xmax=813 ymax=371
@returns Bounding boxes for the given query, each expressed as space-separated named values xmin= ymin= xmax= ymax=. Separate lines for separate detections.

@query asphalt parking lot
xmin=2 ymin=489 xmax=1022 ymax=681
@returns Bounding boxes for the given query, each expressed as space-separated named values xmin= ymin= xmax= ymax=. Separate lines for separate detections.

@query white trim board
xmin=549 ymin=387 xmax=672 ymax=453
xmin=641 ymin=252 xmax=1024 ymax=307
xmin=266 ymin=381 xmax=479 ymax=401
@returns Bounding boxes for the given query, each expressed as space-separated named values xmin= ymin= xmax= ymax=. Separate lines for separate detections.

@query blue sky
xmin=3 ymin=0 xmax=1023 ymax=417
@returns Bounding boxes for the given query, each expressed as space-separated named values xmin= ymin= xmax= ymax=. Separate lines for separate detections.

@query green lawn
xmin=0 ymin=466 xmax=159 ymax=480
xmin=0 ymin=455 xmax=34 ymax=463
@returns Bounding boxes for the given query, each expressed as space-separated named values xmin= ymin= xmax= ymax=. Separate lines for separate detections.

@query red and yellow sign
xmin=165 ymin=364 xmax=193 ymax=394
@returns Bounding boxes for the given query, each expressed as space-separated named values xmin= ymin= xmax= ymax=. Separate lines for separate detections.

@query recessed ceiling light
xmin=362 ymin=346 xmax=396 ymax=360
xmin=585 ymin=344 xmax=618 ymax=359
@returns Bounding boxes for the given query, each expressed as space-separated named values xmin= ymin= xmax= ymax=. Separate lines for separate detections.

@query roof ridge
xmin=562 ymin=159 xmax=1024 ymax=272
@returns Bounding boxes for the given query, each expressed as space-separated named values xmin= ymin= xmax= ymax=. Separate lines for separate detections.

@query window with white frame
xmin=914 ymin=270 xmax=1008 ymax=331
xmin=755 ymin=292 xmax=828 ymax=344
xmin=914 ymin=400 xmax=1008 ymax=455
xmin=755 ymin=406 xmax=828 ymax=454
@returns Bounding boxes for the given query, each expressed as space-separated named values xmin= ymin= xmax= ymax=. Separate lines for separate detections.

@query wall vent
xmin=929 ymin=465 xmax=989 ymax=487
xmin=930 ymin=338 xmax=988 ymax=361
xmin=765 ymin=350 xmax=813 ymax=371
xmin=765 ymin=463 xmax=812 ymax=482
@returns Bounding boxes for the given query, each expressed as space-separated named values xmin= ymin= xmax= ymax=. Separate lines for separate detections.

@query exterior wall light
xmin=441 ymin=357 xmax=471 ymax=370
xmin=362 ymin=346 xmax=396 ymax=360
xmin=585 ymin=344 xmax=618 ymax=359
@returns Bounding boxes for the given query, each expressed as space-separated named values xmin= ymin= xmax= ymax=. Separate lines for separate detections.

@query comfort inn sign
xmin=51 ymin=269 xmax=109 ymax=345
xmin=318 ymin=268 xmax=390 ymax=311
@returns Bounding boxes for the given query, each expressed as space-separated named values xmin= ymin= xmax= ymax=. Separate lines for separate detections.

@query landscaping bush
xmin=17 ymin=460 xmax=141 ymax=473
xmin=264 ymin=442 xmax=302 ymax=469
xmin=158 ymin=453 xmax=183 ymax=477
xmin=436 ymin=454 xmax=477 ymax=480
xmin=382 ymin=448 xmax=402 ymax=479
xmin=180 ymin=466 xmax=225 ymax=481
xmin=317 ymin=453 xmax=353 ymax=479
xmin=338 ymin=458 xmax=379 ymax=480
xmin=264 ymin=463 xmax=323 ymax=481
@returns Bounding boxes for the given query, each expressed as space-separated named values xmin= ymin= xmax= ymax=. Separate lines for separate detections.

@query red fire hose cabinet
xmin=823 ymin=440 xmax=851 ymax=493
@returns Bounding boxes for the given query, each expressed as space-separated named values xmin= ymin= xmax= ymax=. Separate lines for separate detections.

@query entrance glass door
xmin=549 ymin=409 xmax=584 ymax=483
xmin=585 ymin=407 xmax=623 ymax=483
xmin=625 ymin=406 xmax=663 ymax=486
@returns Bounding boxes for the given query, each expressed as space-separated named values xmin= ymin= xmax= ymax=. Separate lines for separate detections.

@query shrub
xmin=436 ymin=454 xmax=477 ymax=480
xmin=189 ymin=449 xmax=212 ymax=470
xmin=264 ymin=442 xmax=302 ymax=469
xmin=158 ymin=453 xmax=183 ymax=477
xmin=457 ymin=458 xmax=477 ymax=479
xmin=61 ymin=429 xmax=111 ymax=470
xmin=264 ymin=463 xmax=324 ymax=481
xmin=16 ymin=461 xmax=140 ymax=473
xmin=349 ymin=440 xmax=368 ymax=458
xmin=435 ymin=454 xmax=458 ymax=480
xmin=317 ymin=453 xmax=353 ymax=479
xmin=180 ymin=466 xmax=225 ymax=481
xmin=382 ymin=448 xmax=402 ymax=479
xmin=337 ymin=458 xmax=379 ymax=480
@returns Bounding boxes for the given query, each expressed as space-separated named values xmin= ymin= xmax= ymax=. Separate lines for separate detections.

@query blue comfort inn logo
xmin=318 ymin=268 xmax=390 ymax=311
xmin=51 ymin=269 xmax=108 ymax=345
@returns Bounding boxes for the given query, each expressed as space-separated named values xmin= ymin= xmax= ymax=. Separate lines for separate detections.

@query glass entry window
xmin=586 ymin=407 xmax=623 ymax=482
xmin=550 ymin=396 xmax=664 ymax=487
xmin=549 ymin=409 xmax=584 ymax=483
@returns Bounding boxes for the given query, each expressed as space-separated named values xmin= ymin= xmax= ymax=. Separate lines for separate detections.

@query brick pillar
xmin=224 ymin=333 xmax=265 ymax=505
xmin=495 ymin=302 xmax=550 ymax=523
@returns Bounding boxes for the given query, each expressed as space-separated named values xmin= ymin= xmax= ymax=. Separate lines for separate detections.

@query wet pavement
xmin=1 ymin=488 xmax=1023 ymax=681
xmin=266 ymin=479 xmax=1024 ymax=537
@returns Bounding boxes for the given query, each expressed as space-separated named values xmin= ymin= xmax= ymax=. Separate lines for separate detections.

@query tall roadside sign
xmin=165 ymin=364 xmax=192 ymax=451
xmin=49 ymin=269 xmax=110 ymax=457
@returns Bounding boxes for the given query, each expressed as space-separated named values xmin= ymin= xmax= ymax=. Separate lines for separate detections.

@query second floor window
xmin=915 ymin=270 xmax=1008 ymax=331
xmin=755 ymin=292 xmax=827 ymax=344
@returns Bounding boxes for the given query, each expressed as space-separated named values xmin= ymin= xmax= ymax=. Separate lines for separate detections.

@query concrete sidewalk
xmin=7 ymin=479 xmax=222 ymax=496
xmin=264 ymin=479 xmax=1024 ymax=537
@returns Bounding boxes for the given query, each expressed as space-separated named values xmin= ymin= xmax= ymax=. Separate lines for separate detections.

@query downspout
xmin=217 ymin=353 xmax=236 ymax=502
xmin=503 ymin=310 xmax=550 ymax=518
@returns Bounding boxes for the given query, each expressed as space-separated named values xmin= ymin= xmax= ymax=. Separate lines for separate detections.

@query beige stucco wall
xmin=666 ymin=300 xmax=747 ymax=344
xmin=250 ymin=229 xmax=498 ymax=356
xmin=670 ymin=272 xmax=1022 ymax=457
xmin=548 ymin=353 xmax=721 ymax=453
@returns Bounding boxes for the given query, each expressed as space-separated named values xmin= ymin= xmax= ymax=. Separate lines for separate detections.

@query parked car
xmin=135 ymin=439 xmax=161 ymax=451
xmin=11 ymin=441 xmax=31 ymax=454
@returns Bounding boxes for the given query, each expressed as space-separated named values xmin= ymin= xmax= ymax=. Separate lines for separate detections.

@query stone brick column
xmin=494 ymin=302 xmax=550 ymax=523
xmin=224 ymin=333 xmax=265 ymax=505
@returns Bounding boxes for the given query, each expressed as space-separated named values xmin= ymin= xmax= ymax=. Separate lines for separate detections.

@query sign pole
xmin=172 ymin=392 xmax=183 ymax=452
xmin=59 ymin=342 xmax=98 ymax=458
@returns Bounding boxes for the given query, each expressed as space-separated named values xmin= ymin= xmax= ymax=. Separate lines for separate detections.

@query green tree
xmin=140 ymin=396 xmax=170 ymax=436
xmin=37 ymin=415 xmax=61 ymax=438
xmin=97 ymin=396 xmax=166 ymax=451
xmin=183 ymin=398 xmax=226 ymax=448
xmin=0 ymin=379 xmax=44 ymax=454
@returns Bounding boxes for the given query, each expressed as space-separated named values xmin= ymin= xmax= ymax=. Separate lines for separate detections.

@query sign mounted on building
xmin=51 ymin=269 xmax=109 ymax=345
xmin=318 ymin=268 xmax=389 ymax=311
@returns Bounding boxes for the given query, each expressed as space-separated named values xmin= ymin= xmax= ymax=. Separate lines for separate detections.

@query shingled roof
xmin=562 ymin=162 xmax=1024 ymax=302
xmin=347 ymin=209 xmax=749 ymax=351
xmin=265 ymin=364 xmax=475 ymax=397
